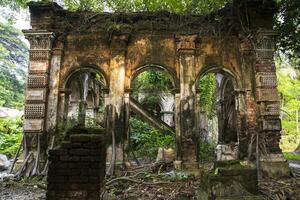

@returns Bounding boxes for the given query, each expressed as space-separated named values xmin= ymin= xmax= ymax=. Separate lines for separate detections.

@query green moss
xmin=213 ymin=167 xmax=219 ymax=176
xmin=283 ymin=152 xmax=300 ymax=160
xmin=105 ymin=21 xmax=133 ymax=34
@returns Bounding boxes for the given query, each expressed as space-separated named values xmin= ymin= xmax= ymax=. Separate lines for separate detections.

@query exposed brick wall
xmin=46 ymin=130 xmax=106 ymax=200
xmin=242 ymin=91 xmax=258 ymax=159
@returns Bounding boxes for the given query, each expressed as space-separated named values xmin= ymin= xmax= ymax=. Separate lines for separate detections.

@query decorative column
xmin=195 ymin=91 xmax=203 ymax=163
xmin=176 ymin=35 xmax=198 ymax=170
xmin=46 ymin=42 xmax=63 ymax=133
xmin=254 ymin=29 xmax=289 ymax=177
xmin=58 ymin=89 xmax=71 ymax=124
xmin=174 ymin=91 xmax=182 ymax=169
xmin=23 ymin=30 xmax=55 ymax=166
xmin=107 ymin=34 xmax=128 ymax=173
xmin=123 ymin=90 xmax=131 ymax=167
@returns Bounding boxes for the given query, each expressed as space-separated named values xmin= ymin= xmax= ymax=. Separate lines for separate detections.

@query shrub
xmin=130 ymin=117 xmax=175 ymax=160
xmin=0 ymin=117 xmax=23 ymax=158
xmin=199 ymin=139 xmax=216 ymax=163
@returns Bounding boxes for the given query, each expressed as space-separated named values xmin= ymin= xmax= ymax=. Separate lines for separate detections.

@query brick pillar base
xmin=181 ymin=138 xmax=199 ymax=171
xmin=47 ymin=128 xmax=106 ymax=200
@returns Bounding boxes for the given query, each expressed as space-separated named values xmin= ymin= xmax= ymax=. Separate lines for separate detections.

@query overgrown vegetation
xmin=275 ymin=0 xmax=300 ymax=66
xmin=130 ymin=69 xmax=175 ymax=160
xmin=199 ymin=140 xmax=216 ymax=163
xmin=132 ymin=70 xmax=173 ymax=116
xmin=63 ymin=0 xmax=231 ymax=14
xmin=130 ymin=117 xmax=174 ymax=160
xmin=0 ymin=117 xmax=23 ymax=158
xmin=198 ymin=73 xmax=217 ymax=119
xmin=283 ymin=152 xmax=300 ymax=161
xmin=277 ymin=59 xmax=300 ymax=152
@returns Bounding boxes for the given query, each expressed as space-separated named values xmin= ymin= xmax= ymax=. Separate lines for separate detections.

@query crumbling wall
xmin=47 ymin=129 xmax=106 ymax=200
xmin=23 ymin=0 xmax=288 ymax=177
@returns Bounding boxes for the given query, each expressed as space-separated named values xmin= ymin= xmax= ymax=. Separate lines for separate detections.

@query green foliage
xmin=130 ymin=117 xmax=175 ymax=159
xmin=277 ymin=61 xmax=300 ymax=152
xmin=0 ymin=21 xmax=28 ymax=108
xmin=64 ymin=0 xmax=104 ymax=11
xmin=2 ymin=0 xmax=231 ymax=13
xmin=0 ymin=0 xmax=29 ymax=9
xmin=130 ymin=71 xmax=175 ymax=159
xmin=56 ymin=119 xmax=78 ymax=143
xmin=275 ymin=0 xmax=300 ymax=66
xmin=132 ymin=70 xmax=173 ymax=93
xmin=63 ymin=0 xmax=231 ymax=13
xmin=0 ymin=117 xmax=23 ymax=158
xmin=199 ymin=139 xmax=216 ymax=162
xmin=198 ymin=73 xmax=217 ymax=119
xmin=283 ymin=152 xmax=300 ymax=161
xmin=132 ymin=70 xmax=173 ymax=115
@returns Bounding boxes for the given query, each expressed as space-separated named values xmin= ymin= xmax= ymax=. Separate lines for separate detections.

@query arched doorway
xmin=197 ymin=68 xmax=240 ymax=162
xmin=129 ymin=65 xmax=177 ymax=163
xmin=63 ymin=67 xmax=108 ymax=128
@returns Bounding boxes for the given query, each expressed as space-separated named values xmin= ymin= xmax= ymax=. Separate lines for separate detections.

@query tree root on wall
xmin=11 ymin=135 xmax=56 ymax=178
xmin=40 ymin=135 xmax=55 ymax=176
xmin=9 ymin=137 xmax=24 ymax=174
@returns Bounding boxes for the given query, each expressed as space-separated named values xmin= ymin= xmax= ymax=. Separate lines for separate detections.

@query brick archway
xmin=22 ymin=0 xmax=288 ymax=182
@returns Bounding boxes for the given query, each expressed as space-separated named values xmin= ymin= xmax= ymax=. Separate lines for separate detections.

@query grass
xmin=283 ymin=152 xmax=300 ymax=161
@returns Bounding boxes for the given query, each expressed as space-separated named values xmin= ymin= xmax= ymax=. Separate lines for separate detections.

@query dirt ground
xmin=0 ymin=167 xmax=299 ymax=200
xmin=0 ymin=180 xmax=46 ymax=200
xmin=1 ymin=177 xmax=300 ymax=200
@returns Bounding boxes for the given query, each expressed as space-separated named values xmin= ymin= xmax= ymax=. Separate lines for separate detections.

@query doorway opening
xmin=129 ymin=67 xmax=176 ymax=164
xmin=64 ymin=68 xmax=107 ymax=128
xmin=197 ymin=71 xmax=239 ymax=162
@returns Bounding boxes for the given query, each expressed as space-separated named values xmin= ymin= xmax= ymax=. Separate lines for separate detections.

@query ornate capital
xmin=176 ymin=35 xmax=198 ymax=52
xmin=254 ymin=29 xmax=276 ymax=60
xmin=23 ymin=30 xmax=55 ymax=62
xmin=255 ymin=29 xmax=276 ymax=48
xmin=110 ymin=34 xmax=129 ymax=51
xmin=239 ymin=35 xmax=253 ymax=55
xmin=23 ymin=30 xmax=55 ymax=50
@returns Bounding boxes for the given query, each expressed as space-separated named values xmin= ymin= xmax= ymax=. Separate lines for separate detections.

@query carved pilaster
xmin=46 ymin=44 xmax=64 ymax=132
xmin=254 ymin=29 xmax=281 ymax=154
xmin=174 ymin=93 xmax=182 ymax=162
xmin=107 ymin=34 xmax=129 ymax=168
xmin=176 ymin=35 xmax=199 ymax=170
xmin=23 ymin=30 xmax=55 ymax=135
xmin=24 ymin=31 xmax=55 ymax=73
xmin=176 ymin=35 xmax=198 ymax=137
xmin=255 ymin=30 xmax=276 ymax=63
xmin=176 ymin=35 xmax=197 ymax=53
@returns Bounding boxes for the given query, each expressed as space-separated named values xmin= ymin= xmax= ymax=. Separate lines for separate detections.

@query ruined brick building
xmin=22 ymin=0 xmax=289 ymax=180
